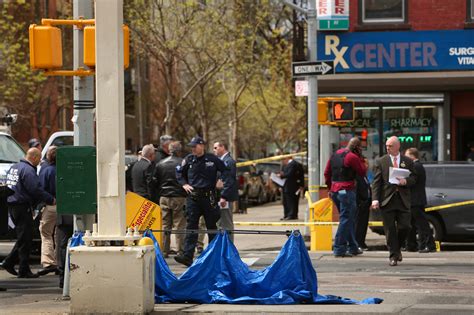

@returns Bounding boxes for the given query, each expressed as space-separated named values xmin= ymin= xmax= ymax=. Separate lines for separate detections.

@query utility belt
xmin=189 ymin=188 xmax=217 ymax=207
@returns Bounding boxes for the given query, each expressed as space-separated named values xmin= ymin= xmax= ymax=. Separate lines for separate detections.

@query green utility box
xmin=57 ymin=146 xmax=97 ymax=214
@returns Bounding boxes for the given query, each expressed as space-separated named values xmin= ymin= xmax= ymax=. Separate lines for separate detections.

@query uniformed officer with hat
xmin=174 ymin=136 xmax=229 ymax=267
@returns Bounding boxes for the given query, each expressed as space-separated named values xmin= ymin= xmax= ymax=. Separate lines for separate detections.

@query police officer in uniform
xmin=174 ymin=136 xmax=229 ymax=267
xmin=0 ymin=148 xmax=55 ymax=278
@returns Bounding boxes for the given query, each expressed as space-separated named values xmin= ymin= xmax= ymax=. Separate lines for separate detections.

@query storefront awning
xmin=318 ymin=93 xmax=444 ymax=103
xmin=317 ymin=71 xmax=474 ymax=94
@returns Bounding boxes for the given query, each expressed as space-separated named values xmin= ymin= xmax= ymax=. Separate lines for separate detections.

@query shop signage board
xmin=316 ymin=0 xmax=349 ymax=31
xmin=317 ymin=30 xmax=474 ymax=73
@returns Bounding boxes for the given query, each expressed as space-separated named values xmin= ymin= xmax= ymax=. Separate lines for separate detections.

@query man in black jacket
xmin=405 ymin=148 xmax=436 ymax=253
xmin=279 ymin=156 xmax=305 ymax=220
xmin=131 ymin=144 xmax=155 ymax=200
xmin=355 ymin=157 xmax=371 ymax=251
xmin=0 ymin=148 xmax=55 ymax=278
xmin=154 ymin=141 xmax=187 ymax=257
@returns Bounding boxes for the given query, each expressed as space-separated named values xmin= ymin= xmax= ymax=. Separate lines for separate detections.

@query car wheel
xmin=426 ymin=215 xmax=444 ymax=242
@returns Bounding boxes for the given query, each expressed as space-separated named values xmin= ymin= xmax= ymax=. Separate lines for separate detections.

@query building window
xmin=468 ymin=0 xmax=474 ymax=22
xmin=361 ymin=0 xmax=406 ymax=23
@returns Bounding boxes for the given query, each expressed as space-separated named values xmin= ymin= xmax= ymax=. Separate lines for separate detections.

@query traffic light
xmin=83 ymin=25 xmax=130 ymax=69
xmin=29 ymin=25 xmax=63 ymax=69
xmin=317 ymin=100 xmax=329 ymax=123
xmin=330 ymin=101 xmax=355 ymax=122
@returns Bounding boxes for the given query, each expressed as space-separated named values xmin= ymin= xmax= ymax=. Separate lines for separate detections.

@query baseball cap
xmin=187 ymin=136 xmax=205 ymax=147
xmin=28 ymin=138 xmax=41 ymax=148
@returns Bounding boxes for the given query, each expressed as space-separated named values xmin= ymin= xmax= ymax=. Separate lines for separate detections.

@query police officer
xmin=0 ymin=148 xmax=55 ymax=278
xmin=174 ymin=136 xmax=229 ymax=267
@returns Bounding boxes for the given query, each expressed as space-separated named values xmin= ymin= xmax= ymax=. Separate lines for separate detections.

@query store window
xmin=338 ymin=105 xmax=439 ymax=180
xmin=383 ymin=106 xmax=438 ymax=161
xmin=361 ymin=0 xmax=406 ymax=23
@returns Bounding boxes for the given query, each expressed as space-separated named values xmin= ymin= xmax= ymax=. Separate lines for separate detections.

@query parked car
xmin=0 ymin=132 xmax=26 ymax=240
xmin=236 ymin=160 xmax=267 ymax=205
xmin=369 ymin=162 xmax=474 ymax=242
xmin=255 ymin=162 xmax=282 ymax=202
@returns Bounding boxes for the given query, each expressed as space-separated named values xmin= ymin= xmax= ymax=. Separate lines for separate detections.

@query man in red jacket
xmin=324 ymin=137 xmax=366 ymax=257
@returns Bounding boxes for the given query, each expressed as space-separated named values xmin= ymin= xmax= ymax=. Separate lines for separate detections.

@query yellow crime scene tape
xmin=236 ymin=152 xmax=306 ymax=168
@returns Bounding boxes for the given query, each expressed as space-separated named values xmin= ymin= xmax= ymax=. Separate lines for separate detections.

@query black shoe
xmin=0 ymin=262 xmax=18 ymax=276
xmin=389 ymin=259 xmax=398 ymax=266
xmin=18 ymin=272 xmax=39 ymax=278
xmin=334 ymin=252 xmax=353 ymax=258
xmin=398 ymin=254 xmax=403 ymax=262
xmin=419 ymin=247 xmax=436 ymax=253
xmin=350 ymin=248 xmax=364 ymax=256
xmin=280 ymin=217 xmax=288 ymax=221
xmin=37 ymin=265 xmax=58 ymax=276
xmin=174 ymin=254 xmax=193 ymax=267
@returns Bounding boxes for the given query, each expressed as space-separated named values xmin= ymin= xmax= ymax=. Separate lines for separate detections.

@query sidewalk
xmin=1 ymin=200 xmax=474 ymax=314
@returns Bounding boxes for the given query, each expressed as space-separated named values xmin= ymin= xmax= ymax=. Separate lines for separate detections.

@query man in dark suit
xmin=355 ymin=157 xmax=371 ymax=251
xmin=405 ymin=147 xmax=436 ymax=253
xmin=279 ymin=156 xmax=304 ymax=220
xmin=131 ymin=144 xmax=155 ymax=200
xmin=371 ymin=136 xmax=416 ymax=266
xmin=213 ymin=141 xmax=239 ymax=242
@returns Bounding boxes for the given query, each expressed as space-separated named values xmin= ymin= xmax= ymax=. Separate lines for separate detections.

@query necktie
xmin=393 ymin=156 xmax=398 ymax=168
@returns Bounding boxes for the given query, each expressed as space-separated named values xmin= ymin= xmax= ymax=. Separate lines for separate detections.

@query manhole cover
xmin=400 ymin=278 xmax=458 ymax=283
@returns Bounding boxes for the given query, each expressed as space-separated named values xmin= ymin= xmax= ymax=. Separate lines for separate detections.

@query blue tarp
xmin=144 ymin=230 xmax=382 ymax=305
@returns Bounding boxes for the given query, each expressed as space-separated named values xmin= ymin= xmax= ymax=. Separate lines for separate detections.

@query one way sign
xmin=292 ymin=61 xmax=335 ymax=77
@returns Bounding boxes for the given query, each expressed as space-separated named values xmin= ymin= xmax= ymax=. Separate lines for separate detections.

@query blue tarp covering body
xmin=144 ymin=230 xmax=382 ymax=305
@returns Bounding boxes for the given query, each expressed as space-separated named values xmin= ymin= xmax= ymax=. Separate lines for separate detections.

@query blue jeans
xmin=331 ymin=190 xmax=359 ymax=255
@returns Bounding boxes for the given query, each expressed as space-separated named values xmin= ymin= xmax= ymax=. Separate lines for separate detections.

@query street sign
xmin=292 ymin=61 xmax=335 ymax=77
xmin=318 ymin=19 xmax=349 ymax=31
xmin=295 ymin=80 xmax=309 ymax=96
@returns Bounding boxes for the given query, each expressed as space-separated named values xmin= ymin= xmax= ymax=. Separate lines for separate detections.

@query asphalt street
xmin=1 ymin=199 xmax=474 ymax=314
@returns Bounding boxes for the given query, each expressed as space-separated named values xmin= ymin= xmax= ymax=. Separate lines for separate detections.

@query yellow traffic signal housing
xmin=330 ymin=101 xmax=355 ymax=122
xmin=29 ymin=25 xmax=63 ymax=69
xmin=317 ymin=100 xmax=329 ymax=123
xmin=83 ymin=25 xmax=130 ymax=69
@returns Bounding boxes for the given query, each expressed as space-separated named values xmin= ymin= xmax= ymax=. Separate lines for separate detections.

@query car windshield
xmin=0 ymin=134 xmax=24 ymax=163
xmin=256 ymin=163 xmax=281 ymax=174
xmin=51 ymin=135 xmax=74 ymax=147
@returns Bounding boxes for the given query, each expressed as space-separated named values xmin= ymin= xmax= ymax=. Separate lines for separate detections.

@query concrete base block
xmin=69 ymin=245 xmax=155 ymax=314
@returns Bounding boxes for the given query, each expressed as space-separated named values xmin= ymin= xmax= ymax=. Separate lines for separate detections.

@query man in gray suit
xmin=371 ymin=136 xmax=416 ymax=266
xmin=213 ymin=141 xmax=238 ymax=242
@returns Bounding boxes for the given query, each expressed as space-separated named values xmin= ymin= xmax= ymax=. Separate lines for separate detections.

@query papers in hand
xmin=219 ymin=201 xmax=229 ymax=209
xmin=270 ymin=172 xmax=285 ymax=187
xmin=389 ymin=167 xmax=410 ymax=185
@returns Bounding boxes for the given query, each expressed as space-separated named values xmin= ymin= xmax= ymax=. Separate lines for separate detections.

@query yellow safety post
xmin=125 ymin=192 xmax=163 ymax=249
xmin=306 ymin=192 xmax=333 ymax=251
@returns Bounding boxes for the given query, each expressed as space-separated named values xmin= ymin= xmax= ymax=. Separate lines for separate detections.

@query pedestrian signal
xmin=29 ymin=25 xmax=63 ymax=69
xmin=83 ymin=25 xmax=130 ymax=68
xmin=329 ymin=101 xmax=354 ymax=122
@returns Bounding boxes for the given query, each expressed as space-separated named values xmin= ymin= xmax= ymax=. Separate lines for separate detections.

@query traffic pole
xmin=282 ymin=1 xmax=320 ymax=235
xmin=72 ymin=0 xmax=95 ymax=232
xmin=306 ymin=1 xmax=320 ymax=208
